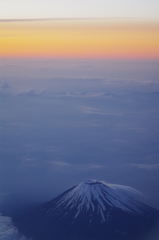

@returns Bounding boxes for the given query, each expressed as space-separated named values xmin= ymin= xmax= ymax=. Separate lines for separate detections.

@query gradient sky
xmin=0 ymin=19 xmax=159 ymax=59
xmin=0 ymin=0 xmax=159 ymax=223
xmin=0 ymin=0 xmax=159 ymax=60
xmin=0 ymin=0 xmax=159 ymax=20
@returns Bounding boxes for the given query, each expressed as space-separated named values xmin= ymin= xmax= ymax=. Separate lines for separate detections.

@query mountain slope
xmin=13 ymin=180 xmax=159 ymax=240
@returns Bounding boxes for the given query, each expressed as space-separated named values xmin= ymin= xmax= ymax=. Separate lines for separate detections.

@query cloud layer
xmin=0 ymin=214 xmax=30 ymax=240
xmin=130 ymin=163 xmax=159 ymax=170
xmin=49 ymin=161 xmax=105 ymax=172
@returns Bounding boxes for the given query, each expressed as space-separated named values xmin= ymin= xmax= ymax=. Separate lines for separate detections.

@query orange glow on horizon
xmin=0 ymin=20 xmax=159 ymax=59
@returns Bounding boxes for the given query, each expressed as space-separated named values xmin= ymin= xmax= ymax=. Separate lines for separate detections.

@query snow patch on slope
xmin=52 ymin=179 xmax=144 ymax=221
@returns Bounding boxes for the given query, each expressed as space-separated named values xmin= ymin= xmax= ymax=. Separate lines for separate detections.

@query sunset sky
xmin=0 ymin=19 xmax=159 ymax=59
xmin=0 ymin=0 xmax=159 ymax=60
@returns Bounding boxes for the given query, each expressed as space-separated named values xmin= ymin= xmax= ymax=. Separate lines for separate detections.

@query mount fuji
xmin=12 ymin=180 xmax=159 ymax=240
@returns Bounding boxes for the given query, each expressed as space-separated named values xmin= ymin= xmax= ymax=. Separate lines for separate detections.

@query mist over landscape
xmin=0 ymin=59 xmax=159 ymax=210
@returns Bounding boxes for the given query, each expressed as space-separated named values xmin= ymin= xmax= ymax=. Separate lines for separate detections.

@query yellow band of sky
xmin=0 ymin=19 xmax=159 ymax=59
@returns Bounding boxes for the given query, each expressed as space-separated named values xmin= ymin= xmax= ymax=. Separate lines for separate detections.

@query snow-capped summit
xmin=48 ymin=179 xmax=145 ymax=223
xmin=13 ymin=180 xmax=159 ymax=240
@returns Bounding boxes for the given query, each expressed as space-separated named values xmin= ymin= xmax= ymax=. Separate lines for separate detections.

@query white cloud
xmin=46 ymin=146 xmax=58 ymax=152
xmin=0 ymin=82 xmax=11 ymax=90
xmin=18 ymin=88 xmax=46 ymax=97
xmin=0 ymin=214 xmax=31 ymax=240
xmin=81 ymin=106 xmax=122 ymax=116
xmin=57 ymin=92 xmax=113 ymax=99
xmin=49 ymin=161 xmax=105 ymax=172
xmin=129 ymin=163 xmax=159 ymax=170
xmin=0 ymin=82 xmax=11 ymax=95
xmin=104 ymin=182 xmax=142 ymax=199
xmin=82 ymin=106 xmax=106 ymax=115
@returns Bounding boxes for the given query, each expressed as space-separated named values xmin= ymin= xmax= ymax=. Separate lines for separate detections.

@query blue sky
xmin=0 ymin=0 xmax=159 ymax=20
